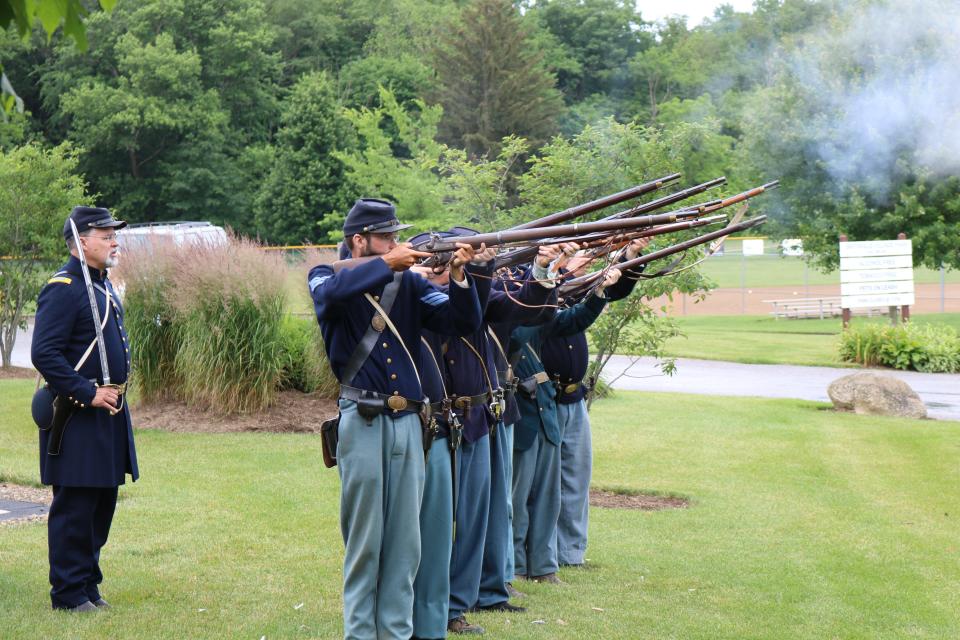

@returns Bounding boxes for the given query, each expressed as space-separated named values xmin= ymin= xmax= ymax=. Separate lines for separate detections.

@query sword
xmin=69 ymin=219 xmax=118 ymax=414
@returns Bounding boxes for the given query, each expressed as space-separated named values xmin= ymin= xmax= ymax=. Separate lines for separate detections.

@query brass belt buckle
xmin=387 ymin=395 xmax=408 ymax=411
xmin=454 ymin=396 xmax=472 ymax=411
xmin=564 ymin=383 xmax=579 ymax=394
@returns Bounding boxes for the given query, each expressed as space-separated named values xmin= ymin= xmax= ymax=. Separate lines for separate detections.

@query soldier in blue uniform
xmin=542 ymin=239 xmax=649 ymax=568
xmin=31 ymin=206 xmax=139 ymax=612
xmin=509 ymin=260 xmax=622 ymax=583
xmin=308 ymin=199 xmax=484 ymax=640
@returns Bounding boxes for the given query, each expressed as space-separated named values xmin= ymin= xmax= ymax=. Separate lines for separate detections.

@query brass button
xmin=386 ymin=358 xmax=392 ymax=364
xmin=521 ymin=355 xmax=526 ymax=359
xmin=448 ymin=360 xmax=455 ymax=365
xmin=382 ymin=342 xmax=388 ymax=348
xmin=393 ymin=391 xmax=400 ymax=395
xmin=390 ymin=374 xmax=397 ymax=380
xmin=374 ymin=296 xmax=380 ymax=301
xmin=568 ymin=345 xmax=573 ymax=350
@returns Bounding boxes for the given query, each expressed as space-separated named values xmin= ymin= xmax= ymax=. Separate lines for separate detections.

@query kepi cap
xmin=63 ymin=206 xmax=127 ymax=239
xmin=342 ymin=198 xmax=412 ymax=237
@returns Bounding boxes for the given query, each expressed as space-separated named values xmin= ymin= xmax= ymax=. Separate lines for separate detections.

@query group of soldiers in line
xmin=309 ymin=198 xmax=649 ymax=639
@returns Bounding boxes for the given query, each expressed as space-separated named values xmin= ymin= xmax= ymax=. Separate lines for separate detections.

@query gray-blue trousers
xmin=413 ymin=436 xmax=453 ymax=638
xmin=338 ymin=400 xmax=425 ymax=640
xmin=478 ymin=421 xmax=512 ymax=607
xmin=557 ymin=399 xmax=591 ymax=565
xmin=448 ymin=435 xmax=490 ymax=619
xmin=512 ymin=428 xmax=561 ymax=577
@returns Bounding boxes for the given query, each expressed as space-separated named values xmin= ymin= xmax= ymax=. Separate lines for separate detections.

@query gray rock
xmin=827 ymin=372 xmax=927 ymax=419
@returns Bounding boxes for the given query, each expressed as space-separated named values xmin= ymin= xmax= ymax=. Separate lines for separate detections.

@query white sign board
xmin=839 ymin=239 xmax=914 ymax=308
xmin=741 ymin=239 xmax=765 ymax=256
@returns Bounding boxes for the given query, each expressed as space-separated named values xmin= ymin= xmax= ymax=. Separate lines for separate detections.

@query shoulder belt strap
xmin=340 ymin=273 xmax=402 ymax=386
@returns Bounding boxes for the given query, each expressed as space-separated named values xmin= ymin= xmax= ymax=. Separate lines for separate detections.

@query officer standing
xmin=308 ymin=199 xmax=483 ymax=640
xmin=31 ymin=206 xmax=139 ymax=612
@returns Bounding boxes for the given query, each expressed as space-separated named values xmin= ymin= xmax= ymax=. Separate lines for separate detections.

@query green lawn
xmin=700 ymin=254 xmax=960 ymax=289
xmin=632 ymin=313 xmax=960 ymax=366
xmin=2 ymin=379 xmax=959 ymax=639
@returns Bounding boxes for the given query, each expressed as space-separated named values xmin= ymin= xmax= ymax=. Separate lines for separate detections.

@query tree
xmin=254 ymin=72 xmax=357 ymax=245
xmin=336 ymin=87 xmax=449 ymax=236
xmin=432 ymin=0 xmax=563 ymax=157
xmin=1 ymin=0 xmax=115 ymax=117
xmin=0 ymin=143 xmax=89 ymax=367
xmin=525 ymin=0 xmax=650 ymax=104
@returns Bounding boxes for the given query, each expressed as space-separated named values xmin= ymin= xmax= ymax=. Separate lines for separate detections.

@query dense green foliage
xmin=1 ymin=0 xmax=957 ymax=262
xmin=0 ymin=143 xmax=89 ymax=366
xmin=839 ymin=322 xmax=960 ymax=373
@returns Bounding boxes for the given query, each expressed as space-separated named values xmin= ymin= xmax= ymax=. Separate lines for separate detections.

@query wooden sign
xmin=839 ymin=239 xmax=914 ymax=308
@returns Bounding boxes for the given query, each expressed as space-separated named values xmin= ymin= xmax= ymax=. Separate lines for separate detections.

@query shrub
xmin=277 ymin=315 xmax=339 ymax=396
xmin=839 ymin=322 xmax=960 ymax=373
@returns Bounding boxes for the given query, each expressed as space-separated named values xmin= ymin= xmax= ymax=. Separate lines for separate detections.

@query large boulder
xmin=827 ymin=372 xmax=927 ymax=419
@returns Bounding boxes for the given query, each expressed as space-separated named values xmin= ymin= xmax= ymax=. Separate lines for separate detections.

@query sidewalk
xmin=601 ymin=355 xmax=960 ymax=422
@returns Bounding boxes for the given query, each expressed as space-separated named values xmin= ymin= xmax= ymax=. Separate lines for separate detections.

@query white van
xmin=117 ymin=221 xmax=228 ymax=253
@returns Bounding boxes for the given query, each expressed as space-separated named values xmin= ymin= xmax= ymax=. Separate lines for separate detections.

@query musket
xmin=508 ymin=173 xmax=682 ymax=231
xmin=558 ymin=215 xmax=768 ymax=298
xmin=491 ymin=178 xmax=728 ymax=270
xmin=416 ymin=209 xmax=704 ymax=255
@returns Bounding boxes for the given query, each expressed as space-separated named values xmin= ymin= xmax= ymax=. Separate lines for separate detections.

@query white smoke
xmin=789 ymin=0 xmax=960 ymax=195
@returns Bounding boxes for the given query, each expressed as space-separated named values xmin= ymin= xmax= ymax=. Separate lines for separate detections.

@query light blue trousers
xmin=478 ymin=421 xmax=513 ymax=607
xmin=557 ymin=400 xmax=592 ymax=565
xmin=448 ymin=435 xmax=491 ymax=619
xmin=512 ymin=429 xmax=561 ymax=577
xmin=413 ymin=436 xmax=453 ymax=638
xmin=337 ymin=401 xmax=425 ymax=640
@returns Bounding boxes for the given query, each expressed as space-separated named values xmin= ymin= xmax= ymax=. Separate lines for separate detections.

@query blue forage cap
xmin=342 ymin=198 xmax=412 ymax=237
xmin=63 ymin=206 xmax=126 ymax=239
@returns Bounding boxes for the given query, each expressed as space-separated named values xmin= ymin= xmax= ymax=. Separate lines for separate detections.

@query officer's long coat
xmin=31 ymin=256 xmax=139 ymax=487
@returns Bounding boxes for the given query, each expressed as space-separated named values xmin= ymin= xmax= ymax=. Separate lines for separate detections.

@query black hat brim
xmin=368 ymin=222 xmax=413 ymax=234
xmin=89 ymin=219 xmax=128 ymax=230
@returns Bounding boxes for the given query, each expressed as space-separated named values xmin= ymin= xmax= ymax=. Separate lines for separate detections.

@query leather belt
xmin=451 ymin=392 xmax=490 ymax=411
xmin=340 ymin=385 xmax=425 ymax=413
xmin=497 ymin=371 xmax=519 ymax=393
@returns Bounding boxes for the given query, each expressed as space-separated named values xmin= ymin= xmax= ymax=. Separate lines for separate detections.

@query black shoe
xmin=60 ymin=601 xmax=97 ymax=613
xmin=531 ymin=572 xmax=564 ymax=585
xmin=506 ymin=583 xmax=525 ymax=599
xmin=448 ymin=615 xmax=485 ymax=635
xmin=92 ymin=598 xmax=111 ymax=608
xmin=477 ymin=601 xmax=526 ymax=613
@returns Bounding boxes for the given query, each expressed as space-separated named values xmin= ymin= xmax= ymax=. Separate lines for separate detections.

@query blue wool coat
xmin=308 ymin=257 xmax=483 ymax=415
xmin=31 ymin=256 xmax=139 ymax=488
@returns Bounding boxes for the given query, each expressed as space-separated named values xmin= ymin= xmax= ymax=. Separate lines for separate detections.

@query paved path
xmin=601 ymin=355 xmax=960 ymax=422
xmin=13 ymin=324 xmax=960 ymax=421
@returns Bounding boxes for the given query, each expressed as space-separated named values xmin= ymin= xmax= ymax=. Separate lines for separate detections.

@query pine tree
xmin=254 ymin=72 xmax=357 ymax=244
xmin=433 ymin=0 xmax=563 ymax=157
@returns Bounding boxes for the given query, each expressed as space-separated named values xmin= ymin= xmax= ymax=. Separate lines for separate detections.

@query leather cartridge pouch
xmin=517 ymin=376 xmax=539 ymax=400
xmin=356 ymin=391 xmax=385 ymax=422
xmin=320 ymin=414 xmax=340 ymax=468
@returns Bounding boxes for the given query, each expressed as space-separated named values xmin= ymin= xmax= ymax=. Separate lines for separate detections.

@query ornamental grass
xmin=115 ymin=235 xmax=336 ymax=414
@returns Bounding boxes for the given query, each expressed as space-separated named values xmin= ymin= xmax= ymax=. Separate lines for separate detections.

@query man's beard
xmin=105 ymin=254 xmax=119 ymax=268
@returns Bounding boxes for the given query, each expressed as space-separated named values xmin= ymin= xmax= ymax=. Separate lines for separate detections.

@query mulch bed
xmin=0 ymin=366 xmax=36 ymax=380
xmin=133 ymin=390 xmax=339 ymax=434
xmin=589 ymin=488 xmax=689 ymax=511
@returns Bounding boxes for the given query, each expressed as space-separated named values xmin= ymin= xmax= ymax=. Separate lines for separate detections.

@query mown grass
xmin=2 ymin=378 xmax=960 ymax=639
xmin=624 ymin=313 xmax=960 ymax=366
xmin=700 ymin=254 xmax=960 ymax=289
